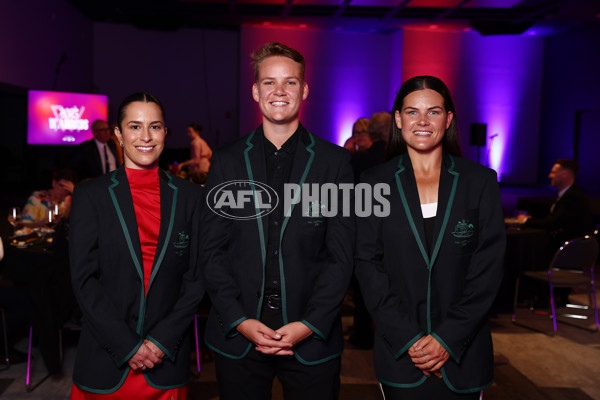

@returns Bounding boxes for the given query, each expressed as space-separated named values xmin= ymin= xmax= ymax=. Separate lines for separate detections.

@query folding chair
xmin=512 ymin=236 xmax=599 ymax=334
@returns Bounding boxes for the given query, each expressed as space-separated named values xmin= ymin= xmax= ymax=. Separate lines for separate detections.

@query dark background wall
xmin=540 ymin=23 xmax=600 ymax=192
xmin=93 ymin=23 xmax=239 ymax=151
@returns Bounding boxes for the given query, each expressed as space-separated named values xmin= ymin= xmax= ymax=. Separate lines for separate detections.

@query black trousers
xmin=214 ymin=307 xmax=341 ymax=400
xmin=381 ymin=377 xmax=481 ymax=400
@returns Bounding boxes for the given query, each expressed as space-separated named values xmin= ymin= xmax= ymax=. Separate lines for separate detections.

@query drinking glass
xmin=46 ymin=208 xmax=56 ymax=228
xmin=8 ymin=206 xmax=21 ymax=234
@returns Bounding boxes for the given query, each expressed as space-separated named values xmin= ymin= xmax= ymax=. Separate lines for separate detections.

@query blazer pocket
xmin=447 ymin=209 xmax=479 ymax=255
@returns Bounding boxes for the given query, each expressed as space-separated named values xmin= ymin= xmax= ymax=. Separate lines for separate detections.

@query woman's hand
xmin=236 ymin=319 xmax=294 ymax=355
xmin=143 ymin=339 xmax=165 ymax=359
xmin=128 ymin=342 xmax=163 ymax=371
xmin=57 ymin=179 xmax=75 ymax=194
xmin=408 ymin=335 xmax=449 ymax=377
xmin=254 ymin=322 xmax=313 ymax=355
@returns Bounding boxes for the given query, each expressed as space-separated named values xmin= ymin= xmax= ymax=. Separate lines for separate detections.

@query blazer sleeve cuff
xmin=300 ymin=320 xmax=325 ymax=341
xmin=225 ymin=316 xmax=248 ymax=337
xmin=145 ymin=335 xmax=175 ymax=362
xmin=431 ymin=332 xmax=460 ymax=364
xmin=117 ymin=339 xmax=143 ymax=368
xmin=393 ymin=332 xmax=425 ymax=360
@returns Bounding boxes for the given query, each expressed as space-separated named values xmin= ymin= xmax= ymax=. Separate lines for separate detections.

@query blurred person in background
xmin=21 ymin=168 xmax=78 ymax=225
xmin=70 ymin=119 xmax=120 ymax=180
xmin=348 ymin=112 xmax=391 ymax=350
xmin=518 ymin=158 xmax=593 ymax=247
xmin=179 ymin=123 xmax=212 ymax=175
xmin=344 ymin=117 xmax=370 ymax=154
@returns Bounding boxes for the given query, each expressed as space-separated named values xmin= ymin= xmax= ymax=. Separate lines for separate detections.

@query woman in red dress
xmin=69 ymin=93 xmax=204 ymax=399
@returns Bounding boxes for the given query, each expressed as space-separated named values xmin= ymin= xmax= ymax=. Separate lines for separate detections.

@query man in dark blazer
xmin=70 ymin=119 xmax=120 ymax=180
xmin=520 ymin=158 xmax=593 ymax=246
xmin=69 ymin=167 xmax=204 ymax=391
xmin=201 ymin=42 xmax=354 ymax=399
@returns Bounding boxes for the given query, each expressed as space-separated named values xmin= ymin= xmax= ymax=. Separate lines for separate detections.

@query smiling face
xmin=395 ymin=89 xmax=453 ymax=155
xmin=252 ymin=55 xmax=308 ymax=130
xmin=115 ymin=101 xmax=166 ymax=170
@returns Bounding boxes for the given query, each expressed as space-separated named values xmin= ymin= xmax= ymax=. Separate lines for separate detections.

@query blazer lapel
xmin=429 ymin=153 xmax=459 ymax=269
xmin=281 ymin=126 xmax=315 ymax=236
xmin=243 ymin=129 xmax=269 ymax=266
xmin=394 ymin=154 xmax=430 ymax=267
xmin=279 ymin=126 xmax=315 ymax=325
xmin=108 ymin=167 xmax=143 ymax=280
xmin=146 ymin=170 xmax=177 ymax=293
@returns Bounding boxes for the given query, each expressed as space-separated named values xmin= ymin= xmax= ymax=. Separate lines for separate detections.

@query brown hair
xmin=251 ymin=42 xmax=305 ymax=83
xmin=387 ymin=75 xmax=461 ymax=160
xmin=117 ymin=92 xmax=165 ymax=132
xmin=352 ymin=118 xmax=370 ymax=136
xmin=556 ymin=158 xmax=579 ymax=176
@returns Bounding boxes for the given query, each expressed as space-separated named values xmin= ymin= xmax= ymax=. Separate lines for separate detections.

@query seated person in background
xmin=518 ymin=158 xmax=593 ymax=246
xmin=22 ymin=168 xmax=78 ymax=225
xmin=179 ymin=123 xmax=212 ymax=174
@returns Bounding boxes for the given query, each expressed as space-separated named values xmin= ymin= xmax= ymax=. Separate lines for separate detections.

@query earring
xmin=119 ymin=142 xmax=124 ymax=148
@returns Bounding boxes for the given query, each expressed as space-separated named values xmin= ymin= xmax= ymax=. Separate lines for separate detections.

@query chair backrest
xmin=594 ymin=224 xmax=600 ymax=265
xmin=550 ymin=236 xmax=599 ymax=272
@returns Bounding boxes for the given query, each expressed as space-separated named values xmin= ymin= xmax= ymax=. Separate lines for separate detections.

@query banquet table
xmin=0 ymin=222 xmax=76 ymax=373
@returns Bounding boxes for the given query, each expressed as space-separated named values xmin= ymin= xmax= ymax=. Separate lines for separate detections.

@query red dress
xmin=71 ymin=167 xmax=188 ymax=399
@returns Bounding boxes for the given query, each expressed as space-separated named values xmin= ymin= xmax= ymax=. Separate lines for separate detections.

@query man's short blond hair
xmin=251 ymin=42 xmax=305 ymax=83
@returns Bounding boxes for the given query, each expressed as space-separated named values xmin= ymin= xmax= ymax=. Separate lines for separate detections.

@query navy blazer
xmin=71 ymin=139 xmax=120 ymax=180
xmin=69 ymin=167 xmax=204 ymax=392
xmin=525 ymin=184 xmax=593 ymax=245
xmin=201 ymin=125 xmax=354 ymax=365
xmin=355 ymin=152 xmax=505 ymax=393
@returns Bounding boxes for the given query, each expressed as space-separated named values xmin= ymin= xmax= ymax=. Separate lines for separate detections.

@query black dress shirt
xmin=262 ymin=127 xmax=299 ymax=296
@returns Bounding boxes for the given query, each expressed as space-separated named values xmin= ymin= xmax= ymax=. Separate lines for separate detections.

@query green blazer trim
xmin=294 ymin=350 xmax=342 ymax=366
xmin=394 ymin=158 xmax=428 ymax=267
xmin=441 ymin=369 xmax=492 ymax=393
xmin=143 ymin=375 xmax=189 ymax=390
xmin=205 ymin=340 xmax=252 ymax=360
xmin=379 ymin=375 xmax=427 ymax=388
xmin=300 ymin=319 xmax=325 ymax=341
xmin=394 ymin=332 xmax=425 ymax=360
xmin=117 ymin=339 xmax=143 ymax=368
xmin=280 ymin=132 xmax=316 ymax=325
xmin=146 ymin=173 xmax=178 ymax=296
xmin=431 ymin=332 xmax=459 ymax=364
xmin=108 ymin=171 xmax=146 ymax=335
xmin=146 ymin=335 xmax=174 ymax=362
xmin=243 ymin=130 xmax=267 ymax=318
xmin=73 ymin=369 xmax=130 ymax=394
xmin=224 ymin=316 xmax=248 ymax=337
xmin=393 ymin=153 xmax=459 ymax=334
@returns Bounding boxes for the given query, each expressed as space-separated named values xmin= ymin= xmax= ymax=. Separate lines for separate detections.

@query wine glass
xmin=46 ymin=207 xmax=56 ymax=228
xmin=52 ymin=203 xmax=61 ymax=221
xmin=8 ymin=206 xmax=21 ymax=234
